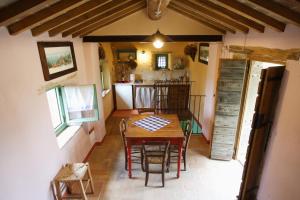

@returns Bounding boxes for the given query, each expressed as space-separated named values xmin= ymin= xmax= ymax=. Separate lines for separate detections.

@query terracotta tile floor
xmin=86 ymin=115 xmax=243 ymax=200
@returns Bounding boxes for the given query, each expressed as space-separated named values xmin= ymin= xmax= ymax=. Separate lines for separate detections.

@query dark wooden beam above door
xmin=194 ymin=0 xmax=265 ymax=33
xmin=215 ymin=0 xmax=286 ymax=32
xmin=7 ymin=0 xmax=84 ymax=35
xmin=82 ymin=35 xmax=223 ymax=42
xmin=249 ymin=0 xmax=300 ymax=26
xmin=175 ymin=0 xmax=249 ymax=33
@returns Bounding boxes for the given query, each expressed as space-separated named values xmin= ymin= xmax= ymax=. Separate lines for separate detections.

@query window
xmin=100 ymin=61 xmax=111 ymax=97
xmin=155 ymin=54 xmax=168 ymax=70
xmin=46 ymin=84 xmax=99 ymax=136
xmin=100 ymin=64 xmax=105 ymax=91
xmin=46 ymin=87 xmax=67 ymax=134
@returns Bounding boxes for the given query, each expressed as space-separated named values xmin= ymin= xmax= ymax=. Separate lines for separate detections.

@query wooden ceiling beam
xmin=31 ymin=0 xmax=110 ymax=36
xmin=7 ymin=0 xmax=83 ymax=35
xmin=249 ymin=0 xmax=300 ymax=25
xmin=176 ymin=0 xmax=249 ymax=33
xmin=0 ymin=0 xmax=54 ymax=26
xmin=76 ymin=3 xmax=146 ymax=37
xmin=48 ymin=0 xmax=125 ymax=37
xmin=168 ymin=3 xmax=227 ymax=34
xmin=63 ymin=0 xmax=143 ymax=37
xmin=215 ymin=0 xmax=286 ymax=31
xmin=170 ymin=2 xmax=235 ymax=34
xmin=82 ymin=35 xmax=223 ymax=42
xmin=147 ymin=0 xmax=170 ymax=20
xmin=193 ymin=0 xmax=264 ymax=32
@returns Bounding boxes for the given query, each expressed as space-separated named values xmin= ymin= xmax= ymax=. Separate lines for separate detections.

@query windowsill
xmin=56 ymin=125 xmax=81 ymax=149
xmin=101 ymin=89 xmax=111 ymax=97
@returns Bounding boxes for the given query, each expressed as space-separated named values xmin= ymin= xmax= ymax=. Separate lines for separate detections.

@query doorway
xmin=235 ymin=61 xmax=283 ymax=166
xmin=210 ymin=59 xmax=285 ymax=199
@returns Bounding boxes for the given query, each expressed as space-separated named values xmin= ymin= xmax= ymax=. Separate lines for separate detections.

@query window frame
xmin=155 ymin=53 xmax=169 ymax=70
xmin=61 ymin=84 xmax=99 ymax=123
xmin=46 ymin=84 xmax=99 ymax=136
xmin=47 ymin=87 xmax=68 ymax=136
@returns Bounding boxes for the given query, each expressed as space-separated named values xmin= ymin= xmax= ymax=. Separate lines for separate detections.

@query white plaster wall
xmin=257 ymin=61 xmax=300 ymax=200
xmin=101 ymin=43 xmax=115 ymax=120
xmin=90 ymin=9 xmax=220 ymax=35
xmin=202 ymin=42 xmax=222 ymax=141
xmin=223 ymin=24 xmax=300 ymax=200
xmin=0 ymin=28 xmax=106 ymax=200
xmin=224 ymin=24 xmax=300 ymax=49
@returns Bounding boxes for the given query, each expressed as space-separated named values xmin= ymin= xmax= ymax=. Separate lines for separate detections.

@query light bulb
xmin=153 ymin=39 xmax=164 ymax=48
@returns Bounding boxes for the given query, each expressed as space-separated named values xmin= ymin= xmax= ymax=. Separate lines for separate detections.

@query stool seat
xmin=55 ymin=163 xmax=88 ymax=181
xmin=54 ymin=163 xmax=94 ymax=200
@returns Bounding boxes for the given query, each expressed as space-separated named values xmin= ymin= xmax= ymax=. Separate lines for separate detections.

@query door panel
xmin=210 ymin=59 xmax=249 ymax=161
xmin=239 ymin=66 xmax=285 ymax=200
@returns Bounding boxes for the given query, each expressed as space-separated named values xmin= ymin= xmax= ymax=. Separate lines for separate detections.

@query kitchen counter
xmin=113 ymin=81 xmax=155 ymax=86
xmin=112 ymin=81 xmax=155 ymax=110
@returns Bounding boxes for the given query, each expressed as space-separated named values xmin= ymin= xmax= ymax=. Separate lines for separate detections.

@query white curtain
xmin=64 ymin=85 xmax=94 ymax=112
xmin=135 ymin=87 xmax=155 ymax=108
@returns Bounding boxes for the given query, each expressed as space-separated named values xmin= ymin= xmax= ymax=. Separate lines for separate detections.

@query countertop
xmin=113 ymin=81 xmax=155 ymax=86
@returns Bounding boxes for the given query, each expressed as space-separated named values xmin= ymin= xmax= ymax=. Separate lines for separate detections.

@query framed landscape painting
xmin=37 ymin=42 xmax=77 ymax=81
xmin=199 ymin=43 xmax=209 ymax=65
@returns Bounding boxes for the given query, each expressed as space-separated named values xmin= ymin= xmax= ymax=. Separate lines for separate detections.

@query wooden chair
xmin=168 ymin=120 xmax=192 ymax=171
xmin=154 ymin=80 xmax=192 ymax=121
xmin=142 ymin=141 xmax=170 ymax=187
xmin=119 ymin=119 xmax=144 ymax=171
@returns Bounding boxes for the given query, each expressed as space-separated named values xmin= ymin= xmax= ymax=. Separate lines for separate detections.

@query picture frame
xmin=37 ymin=42 xmax=77 ymax=81
xmin=116 ymin=49 xmax=137 ymax=62
xmin=198 ymin=43 xmax=209 ymax=65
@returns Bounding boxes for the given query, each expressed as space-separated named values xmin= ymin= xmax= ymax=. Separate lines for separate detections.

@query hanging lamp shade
xmin=144 ymin=29 xmax=173 ymax=48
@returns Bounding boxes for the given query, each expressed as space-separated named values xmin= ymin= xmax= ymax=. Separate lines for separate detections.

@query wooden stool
xmin=54 ymin=163 xmax=94 ymax=200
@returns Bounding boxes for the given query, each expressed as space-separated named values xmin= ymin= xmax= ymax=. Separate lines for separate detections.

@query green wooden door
xmin=210 ymin=59 xmax=249 ymax=160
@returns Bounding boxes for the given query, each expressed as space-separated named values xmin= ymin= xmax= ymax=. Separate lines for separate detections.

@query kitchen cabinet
xmin=114 ymin=84 xmax=133 ymax=110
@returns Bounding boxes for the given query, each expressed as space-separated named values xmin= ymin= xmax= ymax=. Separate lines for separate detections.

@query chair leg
xmin=125 ymin=151 xmax=128 ymax=171
xmin=145 ymin=172 xmax=149 ymax=186
xmin=183 ymin=155 xmax=186 ymax=171
xmin=167 ymin=150 xmax=170 ymax=173
xmin=141 ymin=151 xmax=145 ymax=172
xmin=162 ymin=171 xmax=165 ymax=187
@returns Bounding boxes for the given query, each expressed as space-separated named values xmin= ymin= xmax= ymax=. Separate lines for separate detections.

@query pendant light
xmin=145 ymin=29 xmax=172 ymax=49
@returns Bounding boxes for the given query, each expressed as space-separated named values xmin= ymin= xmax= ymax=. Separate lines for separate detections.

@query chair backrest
xmin=119 ymin=118 xmax=127 ymax=148
xmin=142 ymin=141 xmax=170 ymax=164
xmin=183 ymin=120 xmax=192 ymax=152
xmin=154 ymin=80 xmax=191 ymax=120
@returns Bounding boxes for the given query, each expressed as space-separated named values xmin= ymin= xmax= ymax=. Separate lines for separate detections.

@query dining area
xmin=83 ymin=111 xmax=242 ymax=200
xmin=119 ymin=113 xmax=192 ymax=187
xmin=81 ymin=80 xmax=243 ymax=199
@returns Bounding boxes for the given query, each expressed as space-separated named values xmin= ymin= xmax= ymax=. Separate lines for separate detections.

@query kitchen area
xmin=99 ymin=41 xmax=207 ymax=134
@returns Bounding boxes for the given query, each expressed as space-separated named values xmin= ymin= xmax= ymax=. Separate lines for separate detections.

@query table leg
xmin=128 ymin=145 xmax=132 ymax=178
xmin=177 ymin=142 xmax=182 ymax=178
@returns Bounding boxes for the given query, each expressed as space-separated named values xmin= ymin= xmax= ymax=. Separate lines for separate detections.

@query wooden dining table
xmin=125 ymin=114 xmax=185 ymax=178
